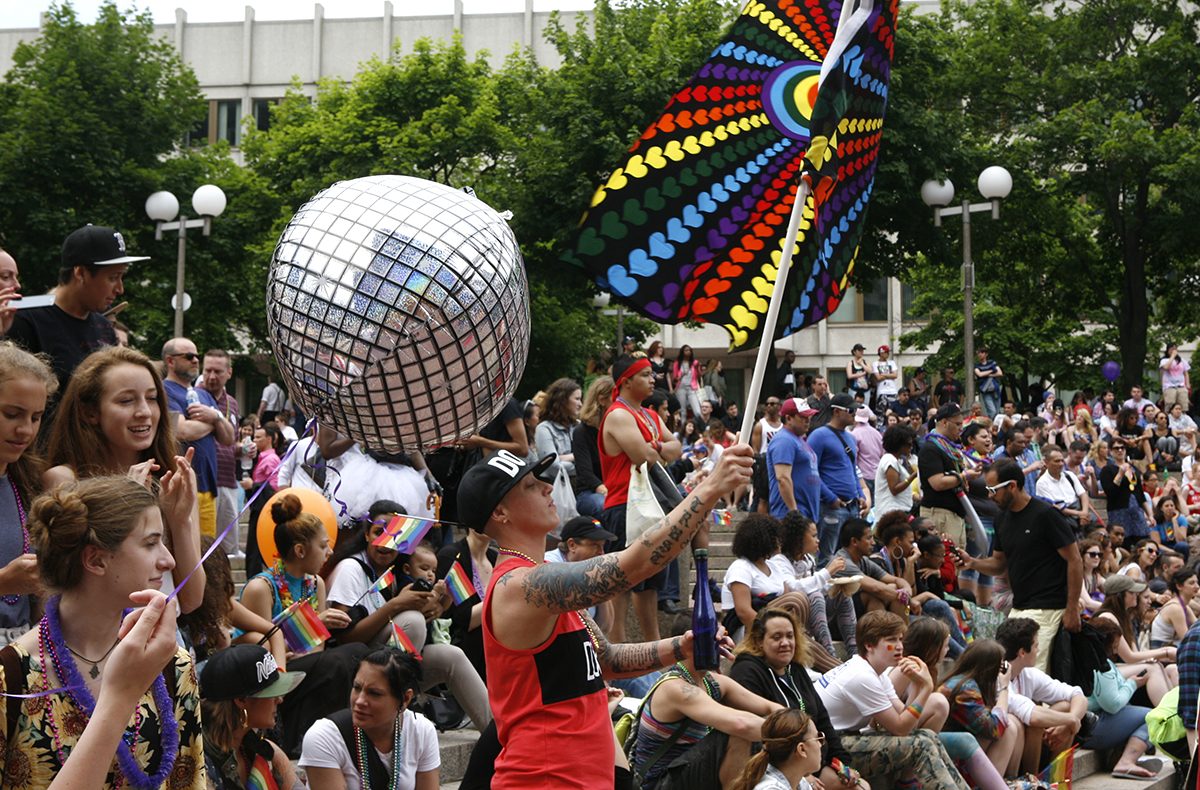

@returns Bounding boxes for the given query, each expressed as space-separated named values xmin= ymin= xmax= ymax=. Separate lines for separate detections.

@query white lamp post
xmin=146 ymin=184 xmax=227 ymax=336
xmin=921 ymin=167 xmax=1012 ymax=407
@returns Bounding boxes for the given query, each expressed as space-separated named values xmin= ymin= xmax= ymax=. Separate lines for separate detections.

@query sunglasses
xmin=985 ymin=480 xmax=1015 ymax=494
xmin=804 ymin=732 xmax=827 ymax=746
xmin=169 ymin=352 xmax=200 ymax=362
xmin=1085 ymin=551 xmax=1102 ymax=558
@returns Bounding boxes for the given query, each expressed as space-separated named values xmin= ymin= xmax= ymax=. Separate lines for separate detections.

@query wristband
xmin=905 ymin=702 xmax=924 ymax=718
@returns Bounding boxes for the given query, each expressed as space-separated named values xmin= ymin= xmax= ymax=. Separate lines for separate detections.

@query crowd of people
xmin=2 ymin=227 xmax=1200 ymax=790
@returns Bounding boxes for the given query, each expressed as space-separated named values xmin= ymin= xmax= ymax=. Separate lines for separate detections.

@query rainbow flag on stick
xmin=711 ymin=509 xmax=732 ymax=527
xmin=272 ymin=599 xmax=331 ymax=656
xmin=372 ymin=514 xmax=436 ymax=554
xmin=1038 ymin=745 xmax=1075 ymax=788
xmin=351 ymin=567 xmax=397 ymax=605
xmin=388 ymin=623 xmax=422 ymax=661
xmin=444 ymin=562 xmax=474 ymax=605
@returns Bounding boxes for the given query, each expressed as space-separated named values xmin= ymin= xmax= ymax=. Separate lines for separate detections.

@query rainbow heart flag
xmin=1038 ymin=745 xmax=1075 ymax=788
xmin=444 ymin=562 xmax=474 ymax=605
xmin=247 ymin=750 xmax=280 ymax=790
xmin=388 ymin=623 xmax=423 ymax=661
xmin=372 ymin=514 xmax=436 ymax=554
xmin=273 ymin=599 xmax=331 ymax=656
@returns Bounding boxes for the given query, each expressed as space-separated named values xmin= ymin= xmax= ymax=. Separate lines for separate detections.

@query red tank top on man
xmin=599 ymin=399 xmax=667 ymax=509
xmin=482 ymin=556 xmax=613 ymax=788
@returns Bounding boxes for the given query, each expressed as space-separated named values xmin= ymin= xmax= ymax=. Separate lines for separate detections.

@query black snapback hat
xmin=457 ymin=451 xmax=557 ymax=532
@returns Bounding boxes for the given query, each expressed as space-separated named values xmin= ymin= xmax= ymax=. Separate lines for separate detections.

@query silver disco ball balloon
xmin=266 ymin=175 xmax=530 ymax=452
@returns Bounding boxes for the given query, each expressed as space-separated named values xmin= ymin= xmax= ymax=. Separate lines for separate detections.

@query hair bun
xmin=271 ymin=492 xmax=303 ymax=526
xmin=30 ymin=488 xmax=90 ymax=553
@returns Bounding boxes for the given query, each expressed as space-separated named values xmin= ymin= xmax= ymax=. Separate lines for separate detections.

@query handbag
xmin=627 ymin=463 xmax=665 ymax=546
xmin=551 ymin=464 xmax=578 ymax=530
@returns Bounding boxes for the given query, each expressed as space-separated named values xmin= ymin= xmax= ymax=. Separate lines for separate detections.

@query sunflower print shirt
xmin=0 ymin=645 xmax=205 ymax=789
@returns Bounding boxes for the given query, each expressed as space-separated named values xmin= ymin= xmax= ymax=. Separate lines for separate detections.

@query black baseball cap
xmin=199 ymin=644 xmax=306 ymax=701
xmin=458 ymin=451 xmax=558 ymax=532
xmin=560 ymin=516 xmax=617 ymax=543
xmin=830 ymin=393 xmax=857 ymax=411
xmin=62 ymin=225 xmax=150 ymax=268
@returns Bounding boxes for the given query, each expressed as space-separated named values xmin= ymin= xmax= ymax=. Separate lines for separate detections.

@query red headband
xmin=612 ymin=357 xmax=652 ymax=400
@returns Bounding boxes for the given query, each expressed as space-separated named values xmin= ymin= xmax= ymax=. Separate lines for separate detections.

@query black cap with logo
xmin=458 ymin=451 xmax=558 ymax=532
xmin=62 ymin=224 xmax=150 ymax=268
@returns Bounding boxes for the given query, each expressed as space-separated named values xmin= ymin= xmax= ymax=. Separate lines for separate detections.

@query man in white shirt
xmin=996 ymin=617 xmax=1161 ymax=779
xmin=1035 ymin=446 xmax=1092 ymax=529
xmin=871 ymin=345 xmax=902 ymax=414
xmin=1124 ymin=384 xmax=1152 ymax=418
xmin=815 ymin=611 xmax=965 ymax=790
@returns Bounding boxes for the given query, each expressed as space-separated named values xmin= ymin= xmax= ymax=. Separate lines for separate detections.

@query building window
xmin=252 ymin=98 xmax=278 ymax=132
xmin=215 ymin=100 xmax=241 ymax=146
xmin=827 ymin=277 xmax=890 ymax=323
xmin=901 ymin=281 xmax=924 ymax=319
xmin=828 ymin=285 xmax=859 ymax=323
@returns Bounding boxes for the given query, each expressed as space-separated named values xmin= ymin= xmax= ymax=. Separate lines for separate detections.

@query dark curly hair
xmin=881 ymin=424 xmax=916 ymax=456
xmin=732 ymin=514 xmax=782 ymax=562
xmin=875 ymin=510 xmax=913 ymax=546
xmin=778 ymin=511 xmax=814 ymax=560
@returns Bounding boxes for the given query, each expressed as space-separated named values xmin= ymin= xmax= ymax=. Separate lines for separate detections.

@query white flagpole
xmin=736 ymin=0 xmax=874 ymax=443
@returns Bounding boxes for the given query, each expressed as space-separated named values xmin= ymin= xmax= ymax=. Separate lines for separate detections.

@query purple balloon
xmin=1101 ymin=360 xmax=1120 ymax=383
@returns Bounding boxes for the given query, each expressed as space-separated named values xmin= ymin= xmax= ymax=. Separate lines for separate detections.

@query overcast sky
xmin=0 ymin=1 xmax=597 ymax=29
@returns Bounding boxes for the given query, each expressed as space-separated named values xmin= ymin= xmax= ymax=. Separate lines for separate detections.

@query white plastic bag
xmin=551 ymin=464 xmax=578 ymax=531
xmin=626 ymin=462 xmax=665 ymax=545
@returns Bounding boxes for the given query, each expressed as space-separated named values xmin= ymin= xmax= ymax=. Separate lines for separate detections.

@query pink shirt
xmin=253 ymin=447 xmax=281 ymax=489
xmin=850 ymin=423 xmax=884 ymax=482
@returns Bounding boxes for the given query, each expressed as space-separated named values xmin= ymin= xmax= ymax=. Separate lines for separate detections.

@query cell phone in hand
xmin=410 ymin=578 xmax=434 ymax=592
xmin=1137 ymin=668 xmax=1149 ymax=678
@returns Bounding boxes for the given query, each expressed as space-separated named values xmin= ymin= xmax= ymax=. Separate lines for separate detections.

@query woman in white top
xmin=768 ymin=512 xmax=852 ymax=666
xmin=722 ymin=515 xmax=807 ymax=640
xmin=533 ymin=377 xmax=581 ymax=477
xmin=1149 ymin=567 xmax=1198 ymax=648
xmin=301 ymin=648 xmax=440 ymax=790
xmin=872 ymin=425 xmax=918 ymax=520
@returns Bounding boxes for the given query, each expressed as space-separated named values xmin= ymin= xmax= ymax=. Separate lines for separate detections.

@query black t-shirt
xmin=933 ymin=378 xmax=963 ymax=404
xmin=1100 ymin=463 xmax=1142 ymax=510
xmin=918 ymin=439 xmax=964 ymax=514
xmin=993 ymin=497 xmax=1077 ymax=609
xmin=480 ymin=397 xmax=523 ymax=443
xmin=7 ymin=304 xmax=117 ymax=392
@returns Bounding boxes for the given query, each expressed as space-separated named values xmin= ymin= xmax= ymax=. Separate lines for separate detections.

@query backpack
xmin=1146 ymin=687 xmax=1192 ymax=762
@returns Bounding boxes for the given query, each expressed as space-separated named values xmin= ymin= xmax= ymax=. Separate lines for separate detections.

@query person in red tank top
xmin=456 ymin=424 xmax=753 ymax=789
xmin=599 ymin=355 xmax=683 ymax=643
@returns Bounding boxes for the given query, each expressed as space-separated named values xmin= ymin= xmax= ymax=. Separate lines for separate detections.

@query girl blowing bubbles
xmin=0 ymin=476 xmax=205 ymax=789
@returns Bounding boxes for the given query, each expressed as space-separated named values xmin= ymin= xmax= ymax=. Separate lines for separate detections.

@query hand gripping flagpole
xmin=737 ymin=0 xmax=875 ymax=444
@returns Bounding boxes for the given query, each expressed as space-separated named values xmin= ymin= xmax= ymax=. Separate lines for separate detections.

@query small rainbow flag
xmin=388 ymin=623 xmax=422 ymax=661
xmin=372 ymin=514 xmax=436 ymax=554
xmin=247 ymin=750 xmax=280 ymax=790
xmin=273 ymin=599 xmax=331 ymax=656
xmin=711 ymin=509 xmax=732 ymax=527
xmin=1038 ymin=745 xmax=1075 ymax=788
xmin=371 ymin=567 xmax=397 ymax=593
xmin=444 ymin=562 xmax=474 ymax=605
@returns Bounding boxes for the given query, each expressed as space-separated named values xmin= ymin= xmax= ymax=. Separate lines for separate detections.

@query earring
xmin=238 ymin=707 xmax=249 ymax=729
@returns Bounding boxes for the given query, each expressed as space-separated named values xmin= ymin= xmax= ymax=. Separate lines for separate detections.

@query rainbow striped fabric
xmin=1038 ymin=745 xmax=1075 ymax=788
xmin=372 ymin=514 xmax=436 ymax=554
xmin=246 ymin=750 xmax=279 ymax=790
xmin=370 ymin=567 xmax=397 ymax=594
xmin=273 ymin=599 xmax=331 ymax=656
xmin=389 ymin=623 xmax=423 ymax=661
xmin=711 ymin=509 xmax=733 ymax=527
xmin=444 ymin=562 xmax=474 ymax=605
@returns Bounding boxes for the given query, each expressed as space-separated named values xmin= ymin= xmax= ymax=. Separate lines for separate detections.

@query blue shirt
xmin=992 ymin=446 xmax=1040 ymax=494
xmin=767 ymin=429 xmax=825 ymax=521
xmin=164 ymin=379 xmax=219 ymax=493
xmin=808 ymin=425 xmax=864 ymax=501
xmin=1179 ymin=618 xmax=1200 ymax=732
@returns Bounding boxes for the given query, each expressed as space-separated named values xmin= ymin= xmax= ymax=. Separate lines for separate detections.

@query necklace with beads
xmin=669 ymin=661 xmax=719 ymax=697
xmin=497 ymin=547 xmax=540 ymax=566
xmin=354 ymin=715 xmax=404 ymax=790
xmin=2 ymin=478 xmax=28 ymax=606
xmin=269 ymin=561 xmax=315 ymax=609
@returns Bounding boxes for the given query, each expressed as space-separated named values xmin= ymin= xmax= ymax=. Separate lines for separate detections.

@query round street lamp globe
xmin=977 ymin=166 xmax=1013 ymax=200
xmin=145 ymin=191 xmax=180 ymax=222
xmin=192 ymin=184 xmax=227 ymax=218
xmin=920 ymin=179 xmax=955 ymax=208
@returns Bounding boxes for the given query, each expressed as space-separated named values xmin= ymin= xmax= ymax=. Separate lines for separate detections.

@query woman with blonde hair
xmin=0 ymin=343 xmax=57 ymax=643
xmin=0 ymin=475 xmax=205 ymax=788
xmin=728 ymin=709 xmax=823 ymax=790
xmin=1066 ymin=408 xmax=1098 ymax=447
xmin=729 ymin=607 xmax=868 ymax=789
xmin=571 ymin=375 xmax=613 ymax=517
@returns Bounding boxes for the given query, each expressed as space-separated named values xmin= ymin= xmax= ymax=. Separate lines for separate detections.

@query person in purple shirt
xmin=767 ymin=398 xmax=828 ymax=523
xmin=851 ymin=407 xmax=884 ymax=502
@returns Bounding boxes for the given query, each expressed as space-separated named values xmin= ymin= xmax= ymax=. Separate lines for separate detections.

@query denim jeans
xmin=980 ymin=390 xmax=1001 ymax=419
xmin=819 ymin=502 xmax=855 ymax=566
xmin=658 ymin=558 xmax=681 ymax=603
xmin=576 ymin=490 xmax=605 ymax=518
xmin=1083 ymin=705 xmax=1151 ymax=749
xmin=923 ymin=597 xmax=966 ymax=658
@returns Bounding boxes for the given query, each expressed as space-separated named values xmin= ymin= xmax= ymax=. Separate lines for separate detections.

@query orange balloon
xmin=256 ymin=487 xmax=338 ymax=564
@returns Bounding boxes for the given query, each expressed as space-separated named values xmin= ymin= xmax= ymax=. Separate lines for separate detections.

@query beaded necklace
xmin=269 ymin=561 xmax=315 ymax=609
xmin=615 ymin=397 xmax=660 ymax=444
xmin=669 ymin=661 xmax=719 ymax=697
xmin=497 ymin=547 xmax=540 ymax=566
xmin=354 ymin=715 xmax=404 ymax=790
xmin=2 ymin=478 xmax=28 ymax=606
xmin=39 ymin=596 xmax=179 ymax=790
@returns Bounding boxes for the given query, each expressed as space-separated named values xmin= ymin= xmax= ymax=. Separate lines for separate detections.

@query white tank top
xmin=759 ymin=418 xmax=783 ymax=450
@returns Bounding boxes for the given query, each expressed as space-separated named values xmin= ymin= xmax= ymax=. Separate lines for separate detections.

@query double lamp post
xmin=145 ymin=185 xmax=227 ymax=336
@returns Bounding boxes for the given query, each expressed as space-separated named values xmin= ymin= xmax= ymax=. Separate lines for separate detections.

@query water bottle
xmin=186 ymin=386 xmax=200 ymax=408
xmin=691 ymin=549 xmax=720 ymax=670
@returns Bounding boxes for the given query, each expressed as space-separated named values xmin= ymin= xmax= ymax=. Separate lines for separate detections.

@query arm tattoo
xmin=520 ymin=554 xmax=632 ymax=612
xmin=585 ymin=613 xmax=678 ymax=675
xmin=672 ymin=636 xmax=686 ymax=662
xmin=647 ymin=494 xmax=706 ymax=567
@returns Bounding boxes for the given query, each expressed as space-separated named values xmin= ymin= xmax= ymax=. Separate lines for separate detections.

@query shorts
xmin=920 ymin=505 xmax=967 ymax=548
xmin=600 ymin=502 xmax=666 ymax=593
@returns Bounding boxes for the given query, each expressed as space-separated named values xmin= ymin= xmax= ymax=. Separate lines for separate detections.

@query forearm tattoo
xmin=585 ymin=614 xmax=678 ymax=674
xmin=639 ymin=493 xmax=707 ymax=568
xmin=672 ymin=636 xmax=685 ymax=662
xmin=520 ymin=554 xmax=632 ymax=611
